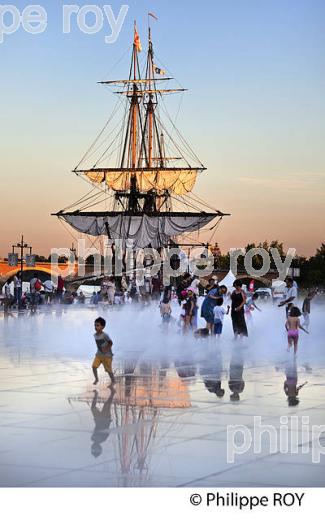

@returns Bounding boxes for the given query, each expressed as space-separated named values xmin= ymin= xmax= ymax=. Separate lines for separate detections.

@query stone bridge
xmin=0 ymin=259 xmax=279 ymax=291
xmin=0 ymin=260 xmax=77 ymax=289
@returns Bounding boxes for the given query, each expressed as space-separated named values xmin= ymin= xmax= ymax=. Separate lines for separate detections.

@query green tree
xmin=316 ymin=243 xmax=325 ymax=260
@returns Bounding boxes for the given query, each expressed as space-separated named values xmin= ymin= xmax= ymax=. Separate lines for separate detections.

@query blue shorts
xmin=214 ymin=320 xmax=223 ymax=335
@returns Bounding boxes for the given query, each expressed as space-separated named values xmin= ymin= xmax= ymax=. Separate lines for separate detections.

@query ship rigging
xmin=53 ymin=21 xmax=230 ymax=250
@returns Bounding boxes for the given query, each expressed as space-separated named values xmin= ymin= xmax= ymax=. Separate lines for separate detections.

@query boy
xmin=160 ymin=295 xmax=172 ymax=324
xmin=92 ymin=317 xmax=115 ymax=386
xmin=213 ymin=297 xmax=230 ymax=336
xmin=278 ymin=277 xmax=297 ymax=317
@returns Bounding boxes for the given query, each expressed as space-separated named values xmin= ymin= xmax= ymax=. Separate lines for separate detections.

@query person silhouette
xmin=199 ymin=344 xmax=225 ymax=398
xmin=91 ymin=389 xmax=115 ymax=458
xmin=228 ymin=347 xmax=245 ymax=401
xmin=284 ymin=359 xmax=308 ymax=407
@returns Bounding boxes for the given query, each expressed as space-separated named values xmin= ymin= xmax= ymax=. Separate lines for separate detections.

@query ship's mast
xmin=122 ymin=21 xmax=144 ymax=212
xmin=120 ymin=22 xmax=168 ymax=213
xmin=66 ymin=22 xmax=220 ymax=220
xmin=142 ymin=26 xmax=164 ymax=169
xmin=131 ymin=25 xmax=138 ymax=168
xmin=54 ymin=20 xmax=230 ymax=250
xmin=147 ymin=27 xmax=153 ymax=167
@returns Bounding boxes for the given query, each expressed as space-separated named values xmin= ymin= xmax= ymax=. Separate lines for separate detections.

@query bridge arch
xmin=0 ymin=267 xmax=54 ymax=289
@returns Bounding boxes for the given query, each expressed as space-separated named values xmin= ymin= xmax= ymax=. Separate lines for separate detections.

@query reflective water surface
xmin=0 ymin=302 xmax=324 ymax=487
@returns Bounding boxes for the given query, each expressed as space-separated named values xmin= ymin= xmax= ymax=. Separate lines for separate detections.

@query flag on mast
xmin=154 ymin=64 xmax=166 ymax=76
xmin=134 ymin=26 xmax=142 ymax=52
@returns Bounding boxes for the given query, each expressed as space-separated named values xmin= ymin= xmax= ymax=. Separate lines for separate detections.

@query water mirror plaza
xmin=1 ymin=299 xmax=324 ymax=487
xmin=1 ymin=2 xmax=325 ymax=504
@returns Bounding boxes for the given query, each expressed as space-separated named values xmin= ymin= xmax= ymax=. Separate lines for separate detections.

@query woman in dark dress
xmin=231 ymin=280 xmax=248 ymax=338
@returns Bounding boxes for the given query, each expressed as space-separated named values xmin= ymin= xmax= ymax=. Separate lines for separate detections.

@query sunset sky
xmin=0 ymin=0 xmax=324 ymax=258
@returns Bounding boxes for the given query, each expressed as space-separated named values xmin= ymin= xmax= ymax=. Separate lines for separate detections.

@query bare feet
xmin=93 ymin=379 xmax=99 ymax=385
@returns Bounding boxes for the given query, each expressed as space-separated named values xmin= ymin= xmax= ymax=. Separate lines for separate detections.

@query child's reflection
xmin=91 ymin=389 xmax=115 ymax=458
xmin=284 ymin=359 xmax=308 ymax=407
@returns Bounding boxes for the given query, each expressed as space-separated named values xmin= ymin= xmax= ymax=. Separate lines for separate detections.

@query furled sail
xmin=80 ymin=168 xmax=200 ymax=196
xmin=59 ymin=212 xmax=217 ymax=249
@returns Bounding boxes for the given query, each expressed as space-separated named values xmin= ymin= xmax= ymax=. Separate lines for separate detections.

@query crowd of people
xmin=90 ymin=272 xmax=315 ymax=404
xmin=1 ymin=268 xmax=318 ymax=409
xmin=157 ymin=274 xmax=316 ymax=358
xmin=1 ymin=270 xmax=317 ymax=355
xmin=1 ymin=273 xmax=66 ymax=312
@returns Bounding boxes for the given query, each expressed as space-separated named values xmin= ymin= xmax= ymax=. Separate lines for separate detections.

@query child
xmin=285 ymin=306 xmax=309 ymax=355
xmin=194 ymin=327 xmax=210 ymax=339
xmin=114 ymin=290 xmax=124 ymax=305
xmin=213 ymin=297 xmax=230 ymax=336
xmin=245 ymin=292 xmax=261 ymax=312
xmin=92 ymin=317 xmax=115 ymax=386
xmin=244 ymin=292 xmax=261 ymax=324
xmin=302 ymin=291 xmax=315 ymax=330
xmin=183 ymin=289 xmax=197 ymax=331
xmin=178 ymin=290 xmax=188 ymax=329
xmin=160 ymin=296 xmax=172 ymax=324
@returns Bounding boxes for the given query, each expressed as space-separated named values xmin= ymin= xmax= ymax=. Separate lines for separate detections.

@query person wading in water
xmin=230 ymin=280 xmax=248 ymax=338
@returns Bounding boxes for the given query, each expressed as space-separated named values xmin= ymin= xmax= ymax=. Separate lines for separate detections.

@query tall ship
xmin=53 ymin=20 xmax=229 ymax=253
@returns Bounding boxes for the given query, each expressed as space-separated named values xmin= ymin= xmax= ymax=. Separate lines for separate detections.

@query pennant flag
xmin=148 ymin=12 xmax=158 ymax=20
xmin=154 ymin=64 xmax=165 ymax=75
xmin=134 ymin=28 xmax=142 ymax=52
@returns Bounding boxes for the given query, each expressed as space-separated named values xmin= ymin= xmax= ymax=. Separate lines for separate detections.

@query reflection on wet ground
xmin=0 ymin=307 xmax=325 ymax=487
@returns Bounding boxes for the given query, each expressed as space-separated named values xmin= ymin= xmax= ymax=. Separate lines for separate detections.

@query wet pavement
xmin=0 ymin=305 xmax=325 ymax=487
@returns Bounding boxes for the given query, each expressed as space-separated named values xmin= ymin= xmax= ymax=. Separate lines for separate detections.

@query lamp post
xmin=11 ymin=235 xmax=33 ymax=283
